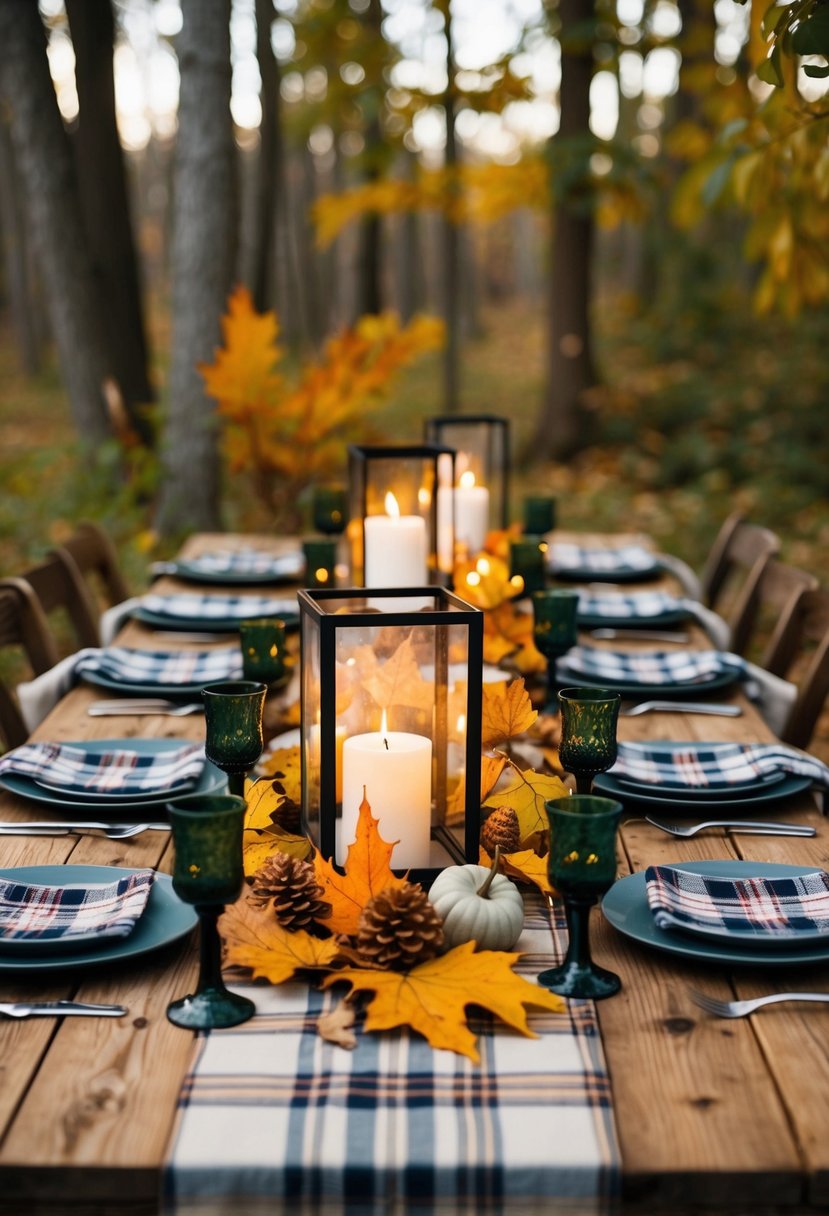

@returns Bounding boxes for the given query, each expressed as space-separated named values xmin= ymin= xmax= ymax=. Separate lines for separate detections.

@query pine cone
xmin=250 ymin=853 xmax=331 ymax=931
xmin=354 ymin=882 xmax=445 ymax=971
xmin=481 ymin=806 xmax=520 ymax=857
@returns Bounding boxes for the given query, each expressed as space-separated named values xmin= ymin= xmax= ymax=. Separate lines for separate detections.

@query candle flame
xmin=384 ymin=491 xmax=400 ymax=519
xmin=459 ymin=470 xmax=476 ymax=489
xmin=510 ymin=574 xmax=525 ymax=593
xmin=466 ymin=570 xmax=481 ymax=587
xmin=456 ymin=713 xmax=466 ymax=733
xmin=417 ymin=486 xmax=431 ymax=508
xmin=476 ymin=556 xmax=490 ymax=576
xmin=314 ymin=567 xmax=329 ymax=583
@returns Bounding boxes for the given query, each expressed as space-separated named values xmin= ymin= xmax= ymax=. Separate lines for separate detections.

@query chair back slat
xmin=0 ymin=579 xmax=61 ymax=749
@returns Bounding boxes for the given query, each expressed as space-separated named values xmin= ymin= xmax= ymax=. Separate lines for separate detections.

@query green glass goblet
xmin=538 ymin=794 xmax=622 ymax=1000
xmin=523 ymin=494 xmax=556 ymax=536
xmin=509 ymin=538 xmax=548 ymax=595
xmin=312 ymin=485 xmax=348 ymax=536
xmin=532 ymin=589 xmax=579 ymax=714
xmin=202 ymin=680 xmax=267 ymax=798
xmin=302 ymin=538 xmax=338 ymax=590
xmin=557 ymin=686 xmax=621 ymax=795
xmin=239 ymin=617 xmax=287 ymax=688
xmin=166 ymin=794 xmax=255 ymax=1030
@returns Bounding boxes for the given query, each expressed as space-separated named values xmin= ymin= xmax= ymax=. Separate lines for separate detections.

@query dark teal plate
xmin=133 ymin=607 xmax=299 ymax=633
xmin=612 ymin=770 xmax=787 ymax=799
xmin=0 ymin=738 xmax=226 ymax=811
xmin=0 ymin=867 xmax=196 ymax=967
xmin=594 ymin=771 xmax=812 ymax=813
xmin=550 ymin=563 xmax=662 ymax=584
xmin=554 ymin=668 xmax=739 ymax=699
xmin=577 ymin=608 xmax=691 ymax=629
xmin=603 ymin=862 xmax=829 ymax=965
xmin=169 ymin=554 xmax=303 ymax=586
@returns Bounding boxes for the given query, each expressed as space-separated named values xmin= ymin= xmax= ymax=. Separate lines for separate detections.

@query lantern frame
xmin=298 ymin=586 xmax=484 ymax=886
xmin=423 ymin=414 xmax=510 ymax=533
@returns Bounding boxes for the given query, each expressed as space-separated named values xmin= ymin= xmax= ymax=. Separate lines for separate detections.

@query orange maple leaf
xmin=313 ymin=795 xmax=408 ymax=935
xmin=481 ymin=678 xmax=538 ymax=749
xmin=324 ymin=941 xmax=564 ymax=1062
xmin=220 ymin=897 xmax=339 ymax=984
xmin=199 ymin=284 xmax=284 ymax=417
xmin=360 ymin=635 xmax=436 ymax=717
xmin=480 ymin=753 xmax=507 ymax=802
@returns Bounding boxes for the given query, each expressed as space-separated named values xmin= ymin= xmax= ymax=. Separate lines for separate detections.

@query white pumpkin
xmin=428 ymin=852 xmax=524 ymax=951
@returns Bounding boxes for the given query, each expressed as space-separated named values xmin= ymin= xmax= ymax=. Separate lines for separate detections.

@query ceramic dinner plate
xmin=612 ymin=769 xmax=787 ymax=799
xmin=550 ymin=561 xmax=663 ymax=584
xmin=0 ymin=738 xmax=227 ymax=811
xmin=603 ymin=862 xmax=829 ymax=965
xmin=576 ymin=607 xmax=691 ymax=630
xmin=132 ymin=605 xmax=300 ymax=632
xmin=593 ymin=771 xmax=813 ymax=813
xmin=554 ymin=668 xmax=740 ymax=699
xmin=79 ymin=668 xmax=216 ymax=697
xmin=168 ymin=554 xmax=304 ymax=586
xmin=0 ymin=866 xmax=197 ymax=968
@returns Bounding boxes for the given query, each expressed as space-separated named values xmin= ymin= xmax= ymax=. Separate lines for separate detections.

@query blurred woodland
xmin=0 ymin=0 xmax=828 ymax=584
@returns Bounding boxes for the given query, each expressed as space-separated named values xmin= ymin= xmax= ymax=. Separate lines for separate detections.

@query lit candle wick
xmin=384 ymin=737 xmax=389 ymax=750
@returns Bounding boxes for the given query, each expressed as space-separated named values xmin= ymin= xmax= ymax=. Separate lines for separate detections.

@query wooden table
xmin=0 ymin=534 xmax=827 ymax=1215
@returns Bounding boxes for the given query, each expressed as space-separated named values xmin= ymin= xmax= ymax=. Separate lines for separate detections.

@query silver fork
xmin=621 ymin=701 xmax=742 ymax=717
xmin=690 ymin=989 xmax=829 ymax=1018
xmin=0 ymin=822 xmax=171 ymax=839
xmin=646 ymin=816 xmax=816 ymax=837
xmin=87 ymin=700 xmax=203 ymax=717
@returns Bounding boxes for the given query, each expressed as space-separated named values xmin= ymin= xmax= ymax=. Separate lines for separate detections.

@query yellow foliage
xmin=221 ymin=897 xmax=340 ymax=983
xmin=481 ymin=677 xmax=537 ymax=749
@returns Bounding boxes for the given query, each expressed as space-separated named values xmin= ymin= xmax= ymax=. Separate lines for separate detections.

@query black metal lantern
xmin=347 ymin=443 xmax=456 ymax=590
xmin=423 ymin=414 xmax=510 ymax=552
xmin=298 ymin=586 xmax=484 ymax=885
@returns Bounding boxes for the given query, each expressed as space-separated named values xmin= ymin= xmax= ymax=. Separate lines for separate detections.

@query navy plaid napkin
xmin=577 ymin=590 xmax=688 ymax=620
xmin=645 ymin=865 xmax=829 ymax=940
xmin=0 ymin=741 xmax=205 ymax=794
xmin=611 ymin=741 xmax=829 ymax=790
xmin=0 ymin=869 xmax=155 ymax=943
xmin=558 ymin=645 xmax=746 ymax=687
xmin=548 ymin=542 xmax=658 ymax=575
xmin=140 ymin=592 xmax=297 ymax=622
xmin=180 ymin=551 xmax=303 ymax=579
xmin=76 ymin=646 xmax=243 ymax=686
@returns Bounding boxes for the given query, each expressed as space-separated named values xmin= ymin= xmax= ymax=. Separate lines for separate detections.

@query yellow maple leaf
xmin=481 ymin=678 xmax=538 ymax=749
xmin=324 ymin=941 xmax=564 ymax=1062
xmin=502 ymin=849 xmax=556 ymax=897
xmin=313 ymin=795 xmax=408 ymax=935
xmin=480 ymin=753 xmax=507 ymax=802
xmin=361 ymin=635 xmax=436 ymax=717
xmin=254 ymin=747 xmax=302 ymax=805
xmin=220 ymin=897 xmax=339 ymax=984
xmin=199 ymin=283 xmax=284 ymax=417
xmin=483 ymin=767 xmax=570 ymax=845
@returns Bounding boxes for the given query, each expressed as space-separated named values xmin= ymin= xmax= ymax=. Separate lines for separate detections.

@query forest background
xmin=0 ymin=0 xmax=828 ymax=591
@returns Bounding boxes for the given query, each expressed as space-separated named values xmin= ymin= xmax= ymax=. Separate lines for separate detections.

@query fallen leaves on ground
xmin=324 ymin=941 xmax=565 ymax=1062
xmin=221 ymin=897 xmax=340 ymax=984
xmin=313 ymin=794 xmax=408 ymax=935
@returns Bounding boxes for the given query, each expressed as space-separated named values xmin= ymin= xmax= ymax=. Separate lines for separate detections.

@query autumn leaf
xmin=221 ymin=897 xmax=339 ymax=984
xmin=480 ymin=753 xmax=507 ymax=802
xmin=324 ymin=941 xmax=564 ymax=1062
xmin=502 ymin=850 xmax=556 ymax=897
xmin=318 ymin=1000 xmax=358 ymax=1050
xmin=483 ymin=766 xmax=570 ymax=845
xmin=361 ymin=635 xmax=436 ymax=717
xmin=243 ymin=774 xmax=310 ymax=875
xmin=199 ymin=284 xmax=284 ymax=415
xmin=255 ymin=746 xmax=302 ymax=804
xmin=481 ymin=678 xmax=537 ymax=748
xmin=313 ymin=795 xmax=408 ymax=935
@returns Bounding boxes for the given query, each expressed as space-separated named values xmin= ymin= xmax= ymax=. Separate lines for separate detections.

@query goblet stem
xmin=538 ymin=895 xmax=621 ymax=999
xmin=574 ymin=773 xmax=594 ymax=795
xmin=542 ymin=656 xmax=559 ymax=714
xmin=167 ymin=905 xmax=256 ymax=1030
xmin=226 ymin=771 xmax=246 ymax=799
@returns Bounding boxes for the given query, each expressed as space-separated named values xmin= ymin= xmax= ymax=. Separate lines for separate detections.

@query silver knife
xmin=0 ymin=1001 xmax=127 ymax=1018
xmin=0 ymin=822 xmax=170 ymax=834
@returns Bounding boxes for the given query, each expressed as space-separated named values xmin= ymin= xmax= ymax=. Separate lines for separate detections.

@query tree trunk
xmin=242 ymin=0 xmax=277 ymax=313
xmin=440 ymin=0 xmax=460 ymax=412
xmin=532 ymin=0 xmax=597 ymax=460
xmin=355 ymin=0 xmax=384 ymax=317
xmin=0 ymin=111 xmax=41 ymax=374
xmin=0 ymin=1 xmax=111 ymax=444
xmin=155 ymin=0 xmax=236 ymax=537
xmin=66 ymin=0 xmax=155 ymax=443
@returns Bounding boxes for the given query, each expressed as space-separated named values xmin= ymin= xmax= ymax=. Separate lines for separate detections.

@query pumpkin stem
xmin=476 ymin=845 xmax=500 ymax=898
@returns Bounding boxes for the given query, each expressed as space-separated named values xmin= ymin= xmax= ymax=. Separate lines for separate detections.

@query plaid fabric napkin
xmin=165 ymin=891 xmax=620 ymax=1216
xmin=645 ymin=865 xmax=829 ymax=940
xmin=0 ymin=741 xmax=205 ymax=794
xmin=140 ymin=592 xmax=297 ymax=622
xmin=558 ymin=645 xmax=746 ymax=687
xmin=76 ymin=646 xmax=243 ymax=686
xmin=611 ymin=741 xmax=829 ymax=790
xmin=577 ymin=590 xmax=688 ymax=620
xmin=548 ymin=543 xmax=658 ymax=576
xmin=180 ymin=551 xmax=303 ymax=579
xmin=0 ymin=869 xmax=155 ymax=943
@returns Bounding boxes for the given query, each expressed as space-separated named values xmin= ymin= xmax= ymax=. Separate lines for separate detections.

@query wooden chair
xmin=762 ymin=588 xmax=829 ymax=749
xmin=733 ymin=559 xmax=819 ymax=668
xmin=20 ymin=521 xmax=131 ymax=653
xmin=0 ymin=578 xmax=60 ymax=749
xmin=699 ymin=514 xmax=781 ymax=654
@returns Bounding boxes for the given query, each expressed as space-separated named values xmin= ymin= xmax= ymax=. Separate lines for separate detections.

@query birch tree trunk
xmin=0 ymin=0 xmax=111 ymax=444
xmin=155 ymin=0 xmax=236 ymax=536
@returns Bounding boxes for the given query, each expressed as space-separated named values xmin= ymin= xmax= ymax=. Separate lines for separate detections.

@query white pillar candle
xmin=339 ymin=725 xmax=432 ymax=869
xmin=364 ymin=491 xmax=429 ymax=612
xmin=453 ymin=471 xmax=490 ymax=556
xmin=309 ymin=723 xmax=347 ymax=803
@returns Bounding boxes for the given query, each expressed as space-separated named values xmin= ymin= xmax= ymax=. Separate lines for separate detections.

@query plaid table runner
xmin=548 ymin=543 xmax=658 ymax=576
xmin=645 ymin=865 xmax=829 ymax=939
xmin=76 ymin=646 xmax=243 ymax=686
xmin=0 ymin=740 xmax=205 ymax=794
xmin=611 ymin=741 xmax=829 ymax=790
xmin=140 ymin=593 xmax=297 ymax=622
xmin=165 ymin=892 xmax=619 ymax=1216
xmin=558 ymin=646 xmax=745 ymax=687
xmin=0 ymin=868 xmax=155 ymax=942
xmin=178 ymin=551 xmax=304 ymax=579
